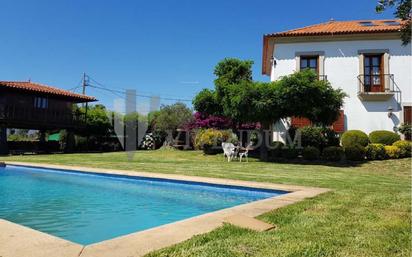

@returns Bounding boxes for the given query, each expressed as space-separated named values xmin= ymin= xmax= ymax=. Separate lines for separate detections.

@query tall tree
xmin=276 ymin=69 xmax=346 ymax=126
xmin=76 ymin=104 xmax=112 ymax=137
xmin=192 ymin=89 xmax=222 ymax=116
xmin=214 ymin=58 xmax=253 ymax=87
xmin=376 ymin=0 xmax=411 ymax=45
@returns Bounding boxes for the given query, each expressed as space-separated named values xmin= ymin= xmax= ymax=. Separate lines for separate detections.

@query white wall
xmin=270 ymin=39 xmax=412 ymax=134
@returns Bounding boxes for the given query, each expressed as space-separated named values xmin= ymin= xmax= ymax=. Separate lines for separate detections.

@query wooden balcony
xmin=0 ymin=104 xmax=86 ymax=129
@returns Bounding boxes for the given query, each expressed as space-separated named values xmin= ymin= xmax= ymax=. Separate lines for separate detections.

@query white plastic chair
xmin=222 ymin=142 xmax=236 ymax=162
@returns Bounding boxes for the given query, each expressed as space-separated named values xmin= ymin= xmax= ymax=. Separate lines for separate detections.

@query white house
xmin=262 ymin=19 xmax=412 ymax=139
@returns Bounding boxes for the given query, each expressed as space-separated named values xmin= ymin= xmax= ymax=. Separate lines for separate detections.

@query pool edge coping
xmin=2 ymin=161 xmax=331 ymax=257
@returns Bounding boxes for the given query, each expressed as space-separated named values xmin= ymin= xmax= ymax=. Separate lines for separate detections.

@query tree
xmin=79 ymin=104 xmax=112 ymax=137
xmin=214 ymin=58 xmax=254 ymax=108
xmin=193 ymin=58 xmax=346 ymax=161
xmin=214 ymin=58 xmax=253 ymax=88
xmin=223 ymin=71 xmax=345 ymax=160
xmin=276 ymin=69 xmax=346 ymax=125
xmin=192 ymin=89 xmax=222 ymax=116
xmin=150 ymin=103 xmax=193 ymax=132
xmin=148 ymin=103 xmax=193 ymax=146
xmin=376 ymin=0 xmax=411 ymax=45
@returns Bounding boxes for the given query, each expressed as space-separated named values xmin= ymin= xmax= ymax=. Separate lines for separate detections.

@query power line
xmin=86 ymin=74 xmax=192 ymax=102
xmin=87 ymin=82 xmax=192 ymax=102
xmin=68 ymin=76 xmax=85 ymax=91
xmin=88 ymin=84 xmax=124 ymax=99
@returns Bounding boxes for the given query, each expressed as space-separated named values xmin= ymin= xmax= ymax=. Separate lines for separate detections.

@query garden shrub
xmin=302 ymin=146 xmax=320 ymax=160
xmin=365 ymin=143 xmax=386 ymax=160
xmin=341 ymin=130 xmax=369 ymax=148
xmin=270 ymin=141 xmax=284 ymax=148
xmin=392 ymin=140 xmax=412 ymax=157
xmin=322 ymin=128 xmax=340 ymax=147
xmin=140 ymin=133 xmax=156 ymax=150
xmin=185 ymin=112 xmax=233 ymax=130
xmin=281 ymin=146 xmax=299 ymax=159
xmin=194 ymin=129 xmax=237 ymax=154
xmin=269 ymin=141 xmax=284 ymax=158
xmin=152 ymin=129 xmax=168 ymax=148
xmin=322 ymin=146 xmax=344 ymax=162
xmin=298 ymin=127 xmax=326 ymax=149
xmin=344 ymin=145 xmax=366 ymax=161
xmin=398 ymin=123 xmax=412 ymax=140
xmin=286 ymin=126 xmax=297 ymax=146
xmin=297 ymin=126 xmax=340 ymax=149
xmin=369 ymin=130 xmax=400 ymax=145
xmin=384 ymin=145 xmax=401 ymax=159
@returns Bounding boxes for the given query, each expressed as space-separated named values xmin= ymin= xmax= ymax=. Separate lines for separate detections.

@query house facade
xmin=0 ymin=81 xmax=96 ymax=154
xmin=262 ymin=19 xmax=412 ymax=139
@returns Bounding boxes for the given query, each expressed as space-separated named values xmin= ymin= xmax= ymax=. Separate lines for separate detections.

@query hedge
xmin=392 ymin=140 xmax=412 ymax=158
xmin=341 ymin=130 xmax=369 ymax=148
xmin=281 ymin=147 xmax=299 ymax=159
xmin=302 ymin=146 xmax=320 ymax=160
xmin=322 ymin=146 xmax=344 ymax=162
xmin=384 ymin=145 xmax=401 ymax=159
xmin=344 ymin=145 xmax=366 ymax=161
xmin=365 ymin=143 xmax=386 ymax=160
xmin=369 ymin=130 xmax=400 ymax=145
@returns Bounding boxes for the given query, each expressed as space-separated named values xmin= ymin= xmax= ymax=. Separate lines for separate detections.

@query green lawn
xmin=1 ymin=150 xmax=411 ymax=257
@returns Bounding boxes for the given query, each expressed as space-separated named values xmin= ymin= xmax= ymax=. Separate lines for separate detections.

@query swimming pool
xmin=0 ymin=165 xmax=286 ymax=245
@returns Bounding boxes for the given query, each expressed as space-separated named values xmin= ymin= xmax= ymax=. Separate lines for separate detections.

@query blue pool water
xmin=0 ymin=165 xmax=285 ymax=244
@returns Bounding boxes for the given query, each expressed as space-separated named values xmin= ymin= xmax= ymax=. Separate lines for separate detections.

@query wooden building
xmin=0 ymin=81 xmax=96 ymax=154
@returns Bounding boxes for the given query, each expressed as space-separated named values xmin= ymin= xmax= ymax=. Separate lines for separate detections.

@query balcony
xmin=357 ymin=74 xmax=397 ymax=101
xmin=319 ymin=75 xmax=328 ymax=81
xmin=0 ymin=104 xmax=86 ymax=129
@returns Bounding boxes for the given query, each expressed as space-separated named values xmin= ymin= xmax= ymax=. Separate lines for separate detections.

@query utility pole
xmin=82 ymin=72 xmax=88 ymax=108
xmin=82 ymin=72 xmax=89 ymax=114
xmin=82 ymin=72 xmax=89 ymax=150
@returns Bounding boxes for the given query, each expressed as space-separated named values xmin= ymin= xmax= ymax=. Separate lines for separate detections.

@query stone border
xmin=2 ymin=162 xmax=331 ymax=257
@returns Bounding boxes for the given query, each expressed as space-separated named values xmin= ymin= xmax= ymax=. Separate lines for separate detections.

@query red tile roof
xmin=0 ymin=81 xmax=96 ymax=102
xmin=266 ymin=19 xmax=403 ymax=37
xmin=262 ymin=19 xmax=404 ymax=75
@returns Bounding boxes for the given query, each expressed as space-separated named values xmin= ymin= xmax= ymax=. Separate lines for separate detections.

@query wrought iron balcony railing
xmin=357 ymin=74 xmax=396 ymax=93
xmin=357 ymin=74 xmax=400 ymax=101
xmin=319 ymin=75 xmax=328 ymax=81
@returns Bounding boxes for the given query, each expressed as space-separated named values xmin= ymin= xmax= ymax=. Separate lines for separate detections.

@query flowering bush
xmin=140 ymin=133 xmax=155 ymax=150
xmin=194 ymin=129 xmax=237 ymax=154
xmin=185 ymin=112 xmax=260 ymax=130
xmin=365 ymin=143 xmax=386 ymax=160
xmin=392 ymin=140 xmax=412 ymax=157
xmin=139 ymin=130 xmax=168 ymax=150
xmin=384 ymin=145 xmax=401 ymax=159
xmin=185 ymin=112 xmax=232 ymax=130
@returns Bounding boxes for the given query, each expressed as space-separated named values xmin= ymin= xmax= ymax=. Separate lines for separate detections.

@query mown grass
xmin=1 ymin=150 xmax=411 ymax=257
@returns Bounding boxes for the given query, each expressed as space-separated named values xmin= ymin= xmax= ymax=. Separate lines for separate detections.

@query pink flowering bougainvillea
xmin=185 ymin=112 xmax=259 ymax=130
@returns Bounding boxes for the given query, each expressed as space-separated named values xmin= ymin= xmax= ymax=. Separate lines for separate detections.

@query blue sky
xmin=0 ymin=0 xmax=394 ymax=111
